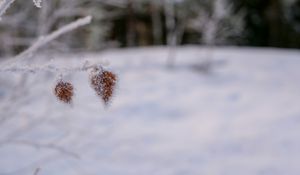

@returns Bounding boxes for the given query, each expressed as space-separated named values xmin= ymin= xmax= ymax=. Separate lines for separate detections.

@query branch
xmin=33 ymin=168 xmax=40 ymax=175
xmin=0 ymin=140 xmax=80 ymax=159
xmin=0 ymin=0 xmax=15 ymax=19
xmin=17 ymin=15 xmax=92 ymax=60
xmin=3 ymin=16 xmax=92 ymax=67
xmin=0 ymin=61 xmax=103 ymax=74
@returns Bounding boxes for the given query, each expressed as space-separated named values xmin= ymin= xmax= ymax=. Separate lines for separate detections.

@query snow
xmin=1 ymin=46 xmax=300 ymax=175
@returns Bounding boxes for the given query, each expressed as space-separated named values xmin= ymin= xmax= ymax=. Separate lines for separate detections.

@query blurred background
xmin=1 ymin=0 xmax=300 ymax=175
xmin=0 ymin=0 xmax=299 ymax=56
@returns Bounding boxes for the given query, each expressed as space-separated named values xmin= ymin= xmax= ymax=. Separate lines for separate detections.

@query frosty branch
xmin=0 ymin=1 xmax=118 ymax=173
xmin=33 ymin=168 xmax=40 ymax=175
xmin=0 ymin=0 xmax=15 ymax=18
xmin=0 ymin=60 xmax=103 ymax=74
xmin=5 ymin=15 xmax=92 ymax=66
xmin=33 ymin=0 xmax=42 ymax=8
xmin=0 ymin=140 xmax=80 ymax=159
xmin=0 ymin=0 xmax=117 ymax=106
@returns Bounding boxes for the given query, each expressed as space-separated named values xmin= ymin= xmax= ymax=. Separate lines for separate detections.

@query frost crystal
xmin=33 ymin=0 xmax=42 ymax=8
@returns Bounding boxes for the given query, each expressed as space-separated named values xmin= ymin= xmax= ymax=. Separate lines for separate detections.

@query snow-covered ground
xmin=1 ymin=46 xmax=300 ymax=175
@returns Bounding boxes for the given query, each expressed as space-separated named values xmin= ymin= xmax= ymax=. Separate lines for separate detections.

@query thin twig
xmin=0 ymin=140 xmax=80 ymax=159
xmin=0 ymin=0 xmax=15 ymax=18
xmin=33 ymin=168 xmax=40 ymax=175
xmin=2 ymin=16 xmax=92 ymax=67
xmin=0 ymin=62 xmax=100 ymax=73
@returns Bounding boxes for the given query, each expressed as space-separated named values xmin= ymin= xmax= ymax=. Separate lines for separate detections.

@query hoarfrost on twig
xmin=0 ymin=60 xmax=103 ymax=74
xmin=1 ymin=16 xmax=92 ymax=67
xmin=0 ymin=0 xmax=15 ymax=19
xmin=33 ymin=0 xmax=42 ymax=8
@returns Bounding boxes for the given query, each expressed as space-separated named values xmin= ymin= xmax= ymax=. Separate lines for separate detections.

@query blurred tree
xmin=0 ymin=0 xmax=110 ymax=56
xmin=232 ymin=0 xmax=300 ymax=48
xmin=0 ymin=0 xmax=299 ymax=57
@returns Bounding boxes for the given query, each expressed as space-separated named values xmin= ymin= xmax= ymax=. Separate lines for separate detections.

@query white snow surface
xmin=1 ymin=46 xmax=300 ymax=175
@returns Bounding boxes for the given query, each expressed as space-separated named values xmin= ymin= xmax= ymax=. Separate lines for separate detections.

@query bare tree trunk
xmin=37 ymin=0 xmax=51 ymax=36
xmin=265 ymin=0 xmax=284 ymax=47
xmin=164 ymin=0 xmax=177 ymax=68
xmin=200 ymin=0 xmax=220 ymax=73
xmin=151 ymin=1 xmax=163 ymax=45
xmin=126 ymin=0 xmax=136 ymax=47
